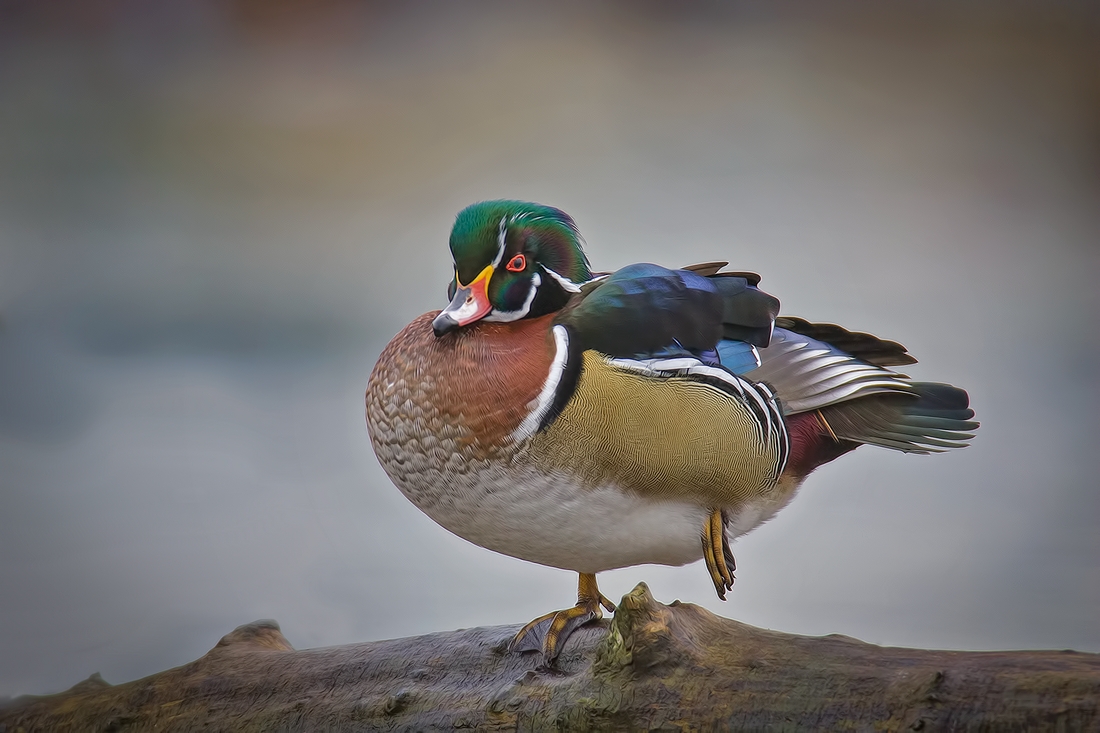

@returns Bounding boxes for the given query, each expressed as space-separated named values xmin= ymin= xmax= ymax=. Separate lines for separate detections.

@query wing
xmin=558 ymin=262 xmax=780 ymax=360
xmin=558 ymin=263 xmax=723 ymax=358
xmin=774 ymin=316 xmax=916 ymax=367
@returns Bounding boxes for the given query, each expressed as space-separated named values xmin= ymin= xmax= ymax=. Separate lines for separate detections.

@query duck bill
xmin=432 ymin=264 xmax=493 ymax=336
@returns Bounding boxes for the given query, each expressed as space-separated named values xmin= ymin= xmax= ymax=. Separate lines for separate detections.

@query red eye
xmin=505 ymin=254 xmax=526 ymax=272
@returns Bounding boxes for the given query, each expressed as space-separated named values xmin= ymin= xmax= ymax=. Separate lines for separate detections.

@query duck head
xmin=432 ymin=200 xmax=593 ymax=336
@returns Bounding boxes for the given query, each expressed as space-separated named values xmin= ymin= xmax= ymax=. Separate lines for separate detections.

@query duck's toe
xmin=510 ymin=602 xmax=603 ymax=663
xmin=702 ymin=507 xmax=736 ymax=600
xmin=509 ymin=572 xmax=616 ymax=664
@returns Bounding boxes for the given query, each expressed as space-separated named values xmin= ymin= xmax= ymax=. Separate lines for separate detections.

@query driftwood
xmin=3 ymin=583 xmax=1098 ymax=731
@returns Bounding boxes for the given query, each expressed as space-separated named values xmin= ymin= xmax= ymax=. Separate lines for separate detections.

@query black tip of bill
xmin=432 ymin=312 xmax=459 ymax=337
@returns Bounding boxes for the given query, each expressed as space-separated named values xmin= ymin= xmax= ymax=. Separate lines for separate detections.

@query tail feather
xmin=820 ymin=382 xmax=978 ymax=455
xmin=775 ymin=316 xmax=917 ymax=368
xmin=748 ymin=321 xmax=978 ymax=460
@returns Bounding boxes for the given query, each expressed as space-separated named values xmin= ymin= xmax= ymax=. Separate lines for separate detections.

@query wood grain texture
xmin=4 ymin=584 xmax=1097 ymax=732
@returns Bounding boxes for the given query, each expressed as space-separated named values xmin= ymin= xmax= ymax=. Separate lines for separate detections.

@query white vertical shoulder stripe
xmin=512 ymin=325 xmax=571 ymax=442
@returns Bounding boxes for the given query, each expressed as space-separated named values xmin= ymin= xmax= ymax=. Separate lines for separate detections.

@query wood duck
xmin=365 ymin=200 xmax=978 ymax=663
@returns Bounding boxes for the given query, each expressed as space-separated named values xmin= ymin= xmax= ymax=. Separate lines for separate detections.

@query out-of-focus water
xmin=1 ymin=0 xmax=1097 ymax=697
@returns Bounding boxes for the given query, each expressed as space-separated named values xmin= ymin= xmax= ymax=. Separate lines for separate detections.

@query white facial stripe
xmin=542 ymin=266 xmax=584 ymax=292
xmin=492 ymin=217 xmax=508 ymax=268
xmin=483 ymin=273 xmax=540 ymax=323
xmin=512 ymin=324 xmax=570 ymax=442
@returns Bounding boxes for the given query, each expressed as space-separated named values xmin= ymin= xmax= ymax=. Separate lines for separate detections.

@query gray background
xmin=1 ymin=0 xmax=1097 ymax=698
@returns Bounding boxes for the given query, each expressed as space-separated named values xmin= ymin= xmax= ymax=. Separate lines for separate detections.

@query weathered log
xmin=3 ymin=583 xmax=1098 ymax=731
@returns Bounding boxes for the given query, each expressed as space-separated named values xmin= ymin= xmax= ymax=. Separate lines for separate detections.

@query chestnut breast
xmin=366 ymin=311 xmax=559 ymax=469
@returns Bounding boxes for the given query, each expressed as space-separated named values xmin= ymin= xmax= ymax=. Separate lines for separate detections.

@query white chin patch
xmin=483 ymin=273 xmax=540 ymax=323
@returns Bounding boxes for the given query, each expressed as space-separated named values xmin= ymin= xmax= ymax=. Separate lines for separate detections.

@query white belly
xmin=395 ymin=464 xmax=709 ymax=573
xmin=391 ymin=461 xmax=804 ymax=574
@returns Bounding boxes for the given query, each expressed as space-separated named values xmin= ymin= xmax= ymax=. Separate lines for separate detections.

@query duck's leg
xmin=702 ymin=508 xmax=736 ymax=600
xmin=510 ymin=572 xmax=616 ymax=663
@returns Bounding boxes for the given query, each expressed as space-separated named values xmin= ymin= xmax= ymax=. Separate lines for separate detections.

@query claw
xmin=702 ymin=508 xmax=735 ymax=599
xmin=510 ymin=572 xmax=610 ymax=663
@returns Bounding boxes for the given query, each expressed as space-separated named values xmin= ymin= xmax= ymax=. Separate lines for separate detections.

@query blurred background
xmin=1 ymin=0 xmax=1097 ymax=698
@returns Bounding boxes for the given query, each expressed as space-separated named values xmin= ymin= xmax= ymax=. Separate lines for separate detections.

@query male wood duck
xmin=365 ymin=200 xmax=977 ymax=663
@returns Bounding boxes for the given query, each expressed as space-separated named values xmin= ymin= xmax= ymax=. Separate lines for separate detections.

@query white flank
xmin=511 ymin=324 xmax=570 ymax=442
xmin=612 ymin=356 xmax=707 ymax=375
xmin=611 ymin=356 xmax=754 ymax=398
